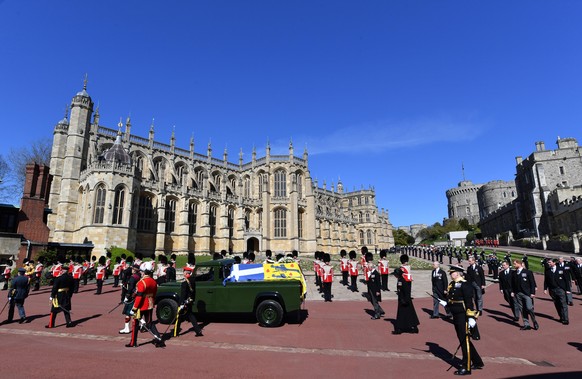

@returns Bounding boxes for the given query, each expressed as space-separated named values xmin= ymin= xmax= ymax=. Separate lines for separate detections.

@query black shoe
xmin=454 ymin=368 xmax=471 ymax=376
xmin=562 ymin=320 xmax=569 ymax=325
xmin=430 ymin=316 xmax=439 ymax=319
xmin=533 ymin=322 xmax=539 ymax=330
xmin=154 ymin=340 xmax=165 ymax=348
xmin=568 ymin=302 xmax=573 ymax=306
xmin=19 ymin=318 xmax=25 ymax=324
xmin=125 ymin=343 xmax=137 ymax=348
xmin=513 ymin=317 xmax=519 ymax=322
xmin=472 ymin=363 xmax=484 ymax=370
xmin=392 ymin=329 xmax=402 ymax=335
xmin=411 ymin=327 xmax=419 ymax=334
xmin=195 ymin=331 xmax=204 ymax=337
xmin=45 ymin=325 xmax=52 ymax=329
xmin=380 ymin=311 xmax=385 ymax=316
xmin=520 ymin=325 xmax=531 ymax=330
xmin=371 ymin=316 xmax=380 ymax=320
xmin=66 ymin=323 xmax=74 ymax=328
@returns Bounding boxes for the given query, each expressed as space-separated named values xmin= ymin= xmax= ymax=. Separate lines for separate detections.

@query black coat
xmin=180 ymin=276 xmax=197 ymax=304
xmin=395 ymin=277 xmax=419 ymax=330
xmin=367 ymin=269 xmax=382 ymax=300
xmin=466 ymin=264 xmax=485 ymax=287
xmin=498 ymin=268 xmax=513 ymax=292
xmin=544 ymin=267 xmax=571 ymax=292
xmin=431 ymin=268 xmax=448 ymax=299
xmin=511 ymin=268 xmax=536 ymax=296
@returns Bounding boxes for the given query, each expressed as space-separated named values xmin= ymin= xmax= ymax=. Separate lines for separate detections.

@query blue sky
xmin=1 ymin=1 xmax=581 ymax=228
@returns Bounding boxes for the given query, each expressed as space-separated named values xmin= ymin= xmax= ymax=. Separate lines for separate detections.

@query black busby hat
xmin=400 ymin=254 xmax=409 ymax=264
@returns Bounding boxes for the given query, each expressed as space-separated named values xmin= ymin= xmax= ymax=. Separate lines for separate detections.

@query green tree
xmin=393 ymin=229 xmax=415 ymax=245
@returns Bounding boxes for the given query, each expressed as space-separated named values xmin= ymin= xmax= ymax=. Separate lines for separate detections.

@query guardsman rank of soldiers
xmin=7 ymin=268 xmax=29 ymax=324
xmin=321 ymin=253 xmax=333 ymax=302
xmin=71 ymin=259 xmax=83 ymax=293
xmin=3 ymin=260 xmax=13 ymax=290
xmin=46 ymin=263 xmax=74 ymax=328
xmin=112 ymin=257 xmax=122 ymax=287
xmin=447 ymin=265 xmax=484 ymax=376
xmin=348 ymin=250 xmax=359 ymax=292
xmin=33 ymin=258 xmax=44 ymax=291
xmin=339 ymin=250 xmax=349 ymax=286
xmin=543 ymin=258 xmax=571 ymax=325
xmin=378 ymin=250 xmax=390 ymax=291
xmin=95 ymin=256 xmax=106 ymax=295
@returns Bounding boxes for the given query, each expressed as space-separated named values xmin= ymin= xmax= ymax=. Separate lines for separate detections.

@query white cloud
xmin=271 ymin=115 xmax=485 ymax=156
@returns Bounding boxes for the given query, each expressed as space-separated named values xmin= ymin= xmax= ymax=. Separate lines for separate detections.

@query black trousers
xmin=350 ymin=275 xmax=358 ymax=291
xmin=381 ymin=274 xmax=389 ymax=291
xmin=452 ymin=311 xmax=483 ymax=372
xmin=322 ymin=282 xmax=332 ymax=301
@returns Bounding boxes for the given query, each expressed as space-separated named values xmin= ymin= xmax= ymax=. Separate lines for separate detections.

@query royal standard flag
xmin=265 ymin=262 xmax=306 ymax=297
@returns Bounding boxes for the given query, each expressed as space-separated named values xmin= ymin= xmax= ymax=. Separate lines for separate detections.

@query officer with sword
xmin=46 ymin=263 xmax=74 ymax=328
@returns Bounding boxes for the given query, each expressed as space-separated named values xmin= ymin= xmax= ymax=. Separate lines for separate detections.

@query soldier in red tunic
xmin=378 ymin=250 xmax=391 ymax=291
xmin=95 ymin=256 xmax=106 ymax=295
xmin=126 ymin=261 xmax=164 ymax=348
xmin=339 ymin=250 xmax=349 ymax=286
xmin=321 ymin=253 xmax=334 ymax=302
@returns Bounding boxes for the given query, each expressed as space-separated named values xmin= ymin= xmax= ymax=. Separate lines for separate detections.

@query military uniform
xmin=175 ymin=266 xmax=203 ymax=337
xmin=367 ymin=264 xmax=384 ymax=319
xmin=46 ymin=268 xmax=74 ymax=328
xmin=447 ymin=266 xmax=483 ymax=375
xmin=127 ymin=264 xmax=163 ymax=348
xmin=7 ymin=269 xmax=29 ymax=323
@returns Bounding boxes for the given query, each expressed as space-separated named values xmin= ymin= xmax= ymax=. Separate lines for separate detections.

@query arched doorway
xmin=246 ymin=237 xmax=259 ymax=253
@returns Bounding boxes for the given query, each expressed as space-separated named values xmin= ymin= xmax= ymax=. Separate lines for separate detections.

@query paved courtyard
xmin=1 ymin=267 xmax=581 ymax=379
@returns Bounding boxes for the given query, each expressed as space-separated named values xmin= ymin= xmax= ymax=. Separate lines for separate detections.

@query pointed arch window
xmin=274 ymin=169 xmax=286 ymax=197
xmin=367 ymin=230 xmax=373 ymax=245
xmin=112 ymin=187 xmax=125 ymax=225
xmin=209 ymin=205 xmax=217 ymax=237
xmin=274 ymin=208 xmax=287 ymax=237
xmin=165 ymin=198 xmax=176 ymax=234
xmin=228 ymin=208 xmax=234 ymax=239
xmin=137 ymin=194 xmax=156 ymax=232
xmin=297 ymin=173 xmax=303 ymax=198
xmin=93 ymin=184 xmax=106 ymax=224
xmin=188 ymin=202 xmax=197 ymax=235
xmin=359 ymin=230 xmax=365 ymax=245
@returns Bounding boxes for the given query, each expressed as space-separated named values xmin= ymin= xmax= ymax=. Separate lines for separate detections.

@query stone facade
xmin=476 ymin=180 xmax=517 ymax=220
xmin=446 ymin=180 xmax=482 ymax=225
xmin=514 ymin=138 xmax=582 ymax=238
xmin=47 ymin=83 xmax=394 ymax=258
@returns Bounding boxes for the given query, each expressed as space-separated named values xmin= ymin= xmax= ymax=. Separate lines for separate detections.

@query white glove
xmin=49 ymin=297 xmax=53 ymax=301
xmin=439 ymin=300 xmax=447 ymax=307
xmin=8 ymin=297 xmax=12 ymax=302
xmin=129 ymin=309 xmax=135 ymax=316
xmin=123 ymin=297 xmax=129 ymax=303
xmin=468 ymin=318 xmax=476 ymax=328
xmin=139 ymin=318 xmax=146 ymax=327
